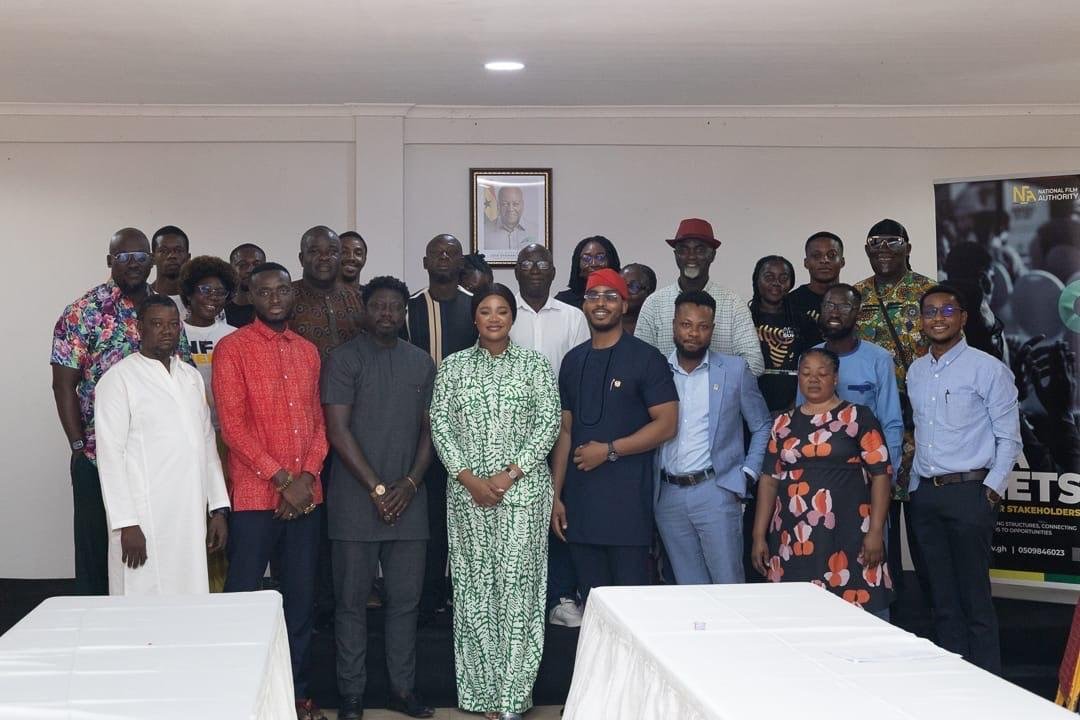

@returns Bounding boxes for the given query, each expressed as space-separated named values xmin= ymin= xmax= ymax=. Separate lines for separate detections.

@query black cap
xmin=867 ymin=218 xmax=908 ymax=241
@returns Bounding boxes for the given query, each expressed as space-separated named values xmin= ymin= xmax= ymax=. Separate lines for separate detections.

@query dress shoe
xmin=338 ymin=695 xmax=363 ymax=720
xmin=295 ymin=698 xmax=328 ymax=720
xmin=387 ymin=691 xmax=435 ymax=718
xmin=499 ymin=713 xmax=524 ymax=720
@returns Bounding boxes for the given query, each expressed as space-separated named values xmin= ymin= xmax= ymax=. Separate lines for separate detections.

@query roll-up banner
xmin=934 ymin=173 xmax=1080 ymax=587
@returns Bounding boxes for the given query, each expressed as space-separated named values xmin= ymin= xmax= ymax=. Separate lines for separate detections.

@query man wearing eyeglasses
xmin=509 ymin=243 xmax=590 ymax=627
xmin=634 ymin=218 xmax=764 ymax=376
xmin=797 ymin=284 xmax=904 ymax=512
xmin=213 ymin=261 xmax=330 ymax=720
xmin=853 ymin=218 xmax=936 ymax=614
xmin=51 ymin=227 xmax=194 ymax=595
xmin=907 ymin=285 xmax=1021 ymax=674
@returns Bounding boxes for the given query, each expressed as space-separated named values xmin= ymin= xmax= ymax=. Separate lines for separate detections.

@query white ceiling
xmin=2 ymin=0 xmax=1079 ymax=106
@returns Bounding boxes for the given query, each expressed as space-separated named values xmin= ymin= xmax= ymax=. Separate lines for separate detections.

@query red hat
xmin=666 ymin=218 xmax=721 ymax=249
xmin=586 ymin=268 xmax=629 ymax=300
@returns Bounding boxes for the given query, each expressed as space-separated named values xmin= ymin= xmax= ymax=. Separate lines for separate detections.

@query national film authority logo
xmin=1011 ymin=182 xmax=1079 ymax=205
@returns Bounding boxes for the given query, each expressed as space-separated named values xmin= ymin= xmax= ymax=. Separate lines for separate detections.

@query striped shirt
xmin=404 ymin=286 xmax=478 ymax=367
xmin=634 ymin=279 xmax=764 ymax=376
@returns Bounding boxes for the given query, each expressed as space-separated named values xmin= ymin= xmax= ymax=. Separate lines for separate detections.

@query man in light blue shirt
xmin=907 ymin=284 xmax=1021 ymax=675
xmin=796 ymin=284 xmax=903 ymax=478
xmin=655 ymin=290 xmax=771 ymax=584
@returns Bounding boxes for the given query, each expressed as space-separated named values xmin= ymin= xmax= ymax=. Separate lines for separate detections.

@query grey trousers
xmin=333 ymin=539 xmax=427 ymax=697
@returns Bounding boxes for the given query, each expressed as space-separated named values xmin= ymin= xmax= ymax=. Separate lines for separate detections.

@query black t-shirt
xmin=755 ymin=308 xmax=814 ymax=413
xmin=223 ymin=301 xmax=256 ymax=327
xmin=787 ymin=284 xmax=825 ymax=347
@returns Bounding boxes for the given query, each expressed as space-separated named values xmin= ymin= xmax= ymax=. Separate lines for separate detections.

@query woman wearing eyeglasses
xmin=554 ymin=235 xmax=622 ymax=309
xmin=179 ymin=255 xmax=239 ymax=592
xmin=750 ymin=347 xmax=894 ymax=615
xmin=620 ymin=263 xmax=657 ymax=335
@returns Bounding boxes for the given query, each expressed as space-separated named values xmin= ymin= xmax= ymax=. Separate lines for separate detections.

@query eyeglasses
xmin=626 ymin=281 xmax=646 ymax=295
xmin=195 ymin=285 xmax=232 ymax=300
xmin=920 ymin=304 xmax=959 ymax=319
xmin=822 ymin=301 xmax=854 ymax=312
xmin=581 ymin=253 xmax=607 ymax=266
xmin=517 ymin=260 xmax=552 ymax=271
xmin=583 ymin=290 xmax=622 ymax=303
xmin=111 ymin=251 xmax=151 ymax=265
xmin=866 ymin=235 xmax=906 ymax=250
xmin=253 ymin=286 xmax=295 ymax=299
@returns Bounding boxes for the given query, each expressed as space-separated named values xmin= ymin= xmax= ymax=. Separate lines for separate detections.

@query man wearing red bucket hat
xmin=635 ymin=218 xmax=764 ymax=376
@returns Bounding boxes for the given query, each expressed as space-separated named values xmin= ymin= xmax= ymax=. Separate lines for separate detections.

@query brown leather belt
xmin=923 ymin=469 xmax=989 ymax=487
xmin=660 ymin=468 xmax=715 ymax=487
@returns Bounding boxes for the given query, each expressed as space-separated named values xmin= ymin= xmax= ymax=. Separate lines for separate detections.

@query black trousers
xmin=334 ymin=539 xmax=426 ymax=697
xmin=225 ymin=508 xmax=321 ymax=698
xmin=71 ymin=453 xmax=108 ymax=596
xmin=568 ymin=543 xmax=650 ymax=602
xmin=420 ymin=460 xmax=450 ymax=614
xmin=314 ymin=452 xmax=335 ymax=624
xmin=887 ymin=499 xmax=932 ymax=614
xmin=909 ymin=480 xmax=1001 ymax=674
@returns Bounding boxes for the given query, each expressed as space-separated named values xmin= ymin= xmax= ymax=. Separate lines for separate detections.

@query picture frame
xmin=470 ymin=168 xmax=552 ymax=266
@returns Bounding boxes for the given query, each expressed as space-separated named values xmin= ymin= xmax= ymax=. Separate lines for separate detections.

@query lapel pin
xmin=713 ymin=384 xmax=719 ymax=391
xmin=613 ymin=379 xmax=622 ymax=388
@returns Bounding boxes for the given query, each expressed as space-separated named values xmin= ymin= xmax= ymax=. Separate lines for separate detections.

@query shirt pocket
xmin=943 ymin=387 xmax=980 ymax=429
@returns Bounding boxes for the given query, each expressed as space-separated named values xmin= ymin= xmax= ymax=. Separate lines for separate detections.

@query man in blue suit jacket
xmin=655 ymin=290 xmax=771 ymax=584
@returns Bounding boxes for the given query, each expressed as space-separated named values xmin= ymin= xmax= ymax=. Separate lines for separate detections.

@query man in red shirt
xmin=213 ymin=261 xmax=329 ymax=720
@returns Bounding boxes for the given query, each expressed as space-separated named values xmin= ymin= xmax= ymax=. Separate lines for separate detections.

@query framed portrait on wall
xmin=470 ymin=168 xmax=552 ymax=266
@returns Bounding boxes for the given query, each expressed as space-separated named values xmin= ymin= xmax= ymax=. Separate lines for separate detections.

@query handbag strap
xmin=872 ymin=283 xmax=912 ymax=371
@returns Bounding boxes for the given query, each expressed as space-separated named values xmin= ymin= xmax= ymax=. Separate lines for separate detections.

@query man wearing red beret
xmin=551 ymin=268 xmax=680 ymax=599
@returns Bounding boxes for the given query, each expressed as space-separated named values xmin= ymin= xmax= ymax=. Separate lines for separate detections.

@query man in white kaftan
xmin=95 ymin=296 xmax=230 ymax=595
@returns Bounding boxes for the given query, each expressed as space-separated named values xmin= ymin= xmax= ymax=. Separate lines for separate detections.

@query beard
xmin=681 ymin=266 xmax=702 ymax=280
xmin=820 ymin=322 xmax=854 ymax=341
xmin=587 ymin=312 xmax=622 ymax=332
xmin=674 ymin=339 xmax=708 ymax=360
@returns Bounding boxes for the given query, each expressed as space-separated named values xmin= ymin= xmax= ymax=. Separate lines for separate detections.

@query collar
xmin=252 ymin=317 xmax=299 ymax=342
xmin=929 ymin=337 xmax=968 ymax=367
xmin=514 ymin=293 xmax=559 ymax=315
xmin=667 ymin=348 xmax=711 ymax=376
xmin=472 ymin=340 xmax=519 ymax=361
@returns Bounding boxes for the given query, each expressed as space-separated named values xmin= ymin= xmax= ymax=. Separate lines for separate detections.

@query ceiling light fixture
xmin=485 ymin=61 xmax=524 ymax=71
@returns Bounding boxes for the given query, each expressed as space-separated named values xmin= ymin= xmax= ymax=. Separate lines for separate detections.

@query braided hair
xmin=748 ymin=255 xmax=797 ymax=329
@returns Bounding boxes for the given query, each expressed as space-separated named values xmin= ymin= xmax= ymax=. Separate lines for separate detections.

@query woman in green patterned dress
xmin=430 ymin=284 xmax=562 ymax=720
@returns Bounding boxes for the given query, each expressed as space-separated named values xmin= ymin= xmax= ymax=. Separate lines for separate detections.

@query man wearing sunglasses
xmin=509 ymin=243 xmax=590 ymax=628
xmin=907 ymin=285 xmax=1021 ymax=674
xmin=853 ymin=218 xmax=936 ymax=615
xmin=51 ymin=227 xmax=193 ymax=595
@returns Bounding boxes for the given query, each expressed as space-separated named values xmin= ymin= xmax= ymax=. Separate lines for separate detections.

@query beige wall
xmin=2 ymin=104 xmax=1079 ymax=580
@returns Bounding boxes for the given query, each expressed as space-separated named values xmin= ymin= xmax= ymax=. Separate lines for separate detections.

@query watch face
xmin=375 ymin=485 xmax=386 ymax=496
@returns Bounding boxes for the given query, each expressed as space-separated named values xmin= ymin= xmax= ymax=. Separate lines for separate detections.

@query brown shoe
xmin=295 ymin=698 xmax=328 ymax=720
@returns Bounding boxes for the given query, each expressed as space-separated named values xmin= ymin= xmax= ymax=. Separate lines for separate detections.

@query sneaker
xmin=548 ymin=597 xmax=583 ymax=627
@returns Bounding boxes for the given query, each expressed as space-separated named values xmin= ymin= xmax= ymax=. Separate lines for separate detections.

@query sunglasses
xmin=866 ymin=235 xmax=906 ymax=250
xmin=111 ymin=251 xmax=151 ymax=265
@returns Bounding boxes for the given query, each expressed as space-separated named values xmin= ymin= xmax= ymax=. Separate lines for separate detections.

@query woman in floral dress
xmin=430 ymin=284 xmax=562 ymax=720
xmin=750 ymin=348 xmax=894 ymax=614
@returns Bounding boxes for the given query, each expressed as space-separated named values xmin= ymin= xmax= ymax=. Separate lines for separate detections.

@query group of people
xmin=50 ymin=215 xmax=1022 ymax=719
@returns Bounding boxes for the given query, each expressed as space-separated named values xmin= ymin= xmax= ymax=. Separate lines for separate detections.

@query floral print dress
xmin=763 ymin=401 xmax=894 ymax=612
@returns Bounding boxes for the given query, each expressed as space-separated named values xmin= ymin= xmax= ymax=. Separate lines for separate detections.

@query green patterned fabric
xmin=430 ymin=341 xmax=562 ymax=714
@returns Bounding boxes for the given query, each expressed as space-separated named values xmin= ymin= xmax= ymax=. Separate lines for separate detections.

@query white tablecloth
xmin=563 ymin=583 xmax=1071 ymax=720
xmin=0 ymin=590 xmax=294 ymax=719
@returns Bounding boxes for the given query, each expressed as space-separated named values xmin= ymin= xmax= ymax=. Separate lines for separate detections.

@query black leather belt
xmin=661 ymin=468 xmax=715 ymax=487
xmin=923 ymin=469 xmax=989 ymax=487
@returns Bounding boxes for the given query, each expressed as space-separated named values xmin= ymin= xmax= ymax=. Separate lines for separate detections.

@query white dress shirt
xmin=509 ymin=293 xmax=590 ymax=377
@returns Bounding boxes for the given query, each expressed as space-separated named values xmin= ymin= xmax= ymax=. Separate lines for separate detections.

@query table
xmin=0 ymin=590 xmax=294 ymax=719
xmin=563 ymin=583 xmax=1071 ymax=720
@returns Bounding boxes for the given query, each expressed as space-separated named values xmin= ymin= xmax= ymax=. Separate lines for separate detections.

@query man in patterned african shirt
xmin=51 ymin=227 xmax=193 ymax=596
xmin=853 ymin=217 xmax=936 ymax=615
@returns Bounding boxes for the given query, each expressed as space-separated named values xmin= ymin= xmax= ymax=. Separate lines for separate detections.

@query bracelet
xmin=405 ymin=475 xmax=418 ymax=492
xmin=275 ymin=473 xmax=294 ymax=492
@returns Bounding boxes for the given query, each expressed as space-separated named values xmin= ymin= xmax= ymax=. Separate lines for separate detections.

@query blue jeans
xmin=225 ymin=508 xmax=321 ymax=698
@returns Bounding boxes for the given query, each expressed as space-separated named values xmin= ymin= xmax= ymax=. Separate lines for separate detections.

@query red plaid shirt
xmin=212 ymin=319 xmax=327 ymax=511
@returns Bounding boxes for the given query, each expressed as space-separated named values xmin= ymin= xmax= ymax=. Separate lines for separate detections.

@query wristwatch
xmin=607 ymin=441 xmax=619 ymax=463
xmin=372 ymin=483 xmax=387 ymax=497
xmin=70 ymin=439 xmax=85 ymax=453
xmin=505 ymin=465 xmax=521 ymax=482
